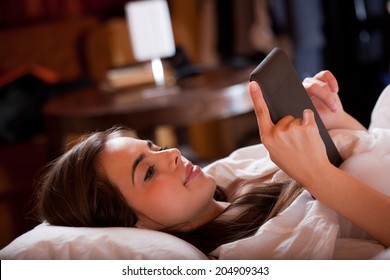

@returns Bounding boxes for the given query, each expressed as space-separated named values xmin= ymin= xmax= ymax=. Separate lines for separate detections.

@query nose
xmin=158 ymin=148 xmax=181 ymax=170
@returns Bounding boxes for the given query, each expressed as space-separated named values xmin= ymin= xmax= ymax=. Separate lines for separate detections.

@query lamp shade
xmin=125 ymin=0 xmax=176 ymax=62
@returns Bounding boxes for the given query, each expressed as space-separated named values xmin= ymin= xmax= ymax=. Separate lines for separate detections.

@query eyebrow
xmin=131 ymin=141 xmax=153 ymax=185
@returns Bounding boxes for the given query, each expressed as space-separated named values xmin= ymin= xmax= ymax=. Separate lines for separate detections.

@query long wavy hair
xmin=35 ymin=127 xmax=302 ymax=254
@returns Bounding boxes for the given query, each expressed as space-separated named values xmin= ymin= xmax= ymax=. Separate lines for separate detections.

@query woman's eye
xmin=159 ymin=146 xmax=167 ymax=151
xmin=144 ymin=165 xmax=155 ymax=181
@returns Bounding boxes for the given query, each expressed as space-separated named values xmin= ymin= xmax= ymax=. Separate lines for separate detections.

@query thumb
xmin=249 ymin=81 xmax=274 ymax=134
xmin=302 ymin=109 xmax=316 ymax=126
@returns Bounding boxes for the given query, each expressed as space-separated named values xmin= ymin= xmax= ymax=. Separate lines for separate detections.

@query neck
xmin=184 ymin=200 xmax=229 ymax=232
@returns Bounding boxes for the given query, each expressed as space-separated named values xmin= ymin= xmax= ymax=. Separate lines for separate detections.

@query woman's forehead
xmin=104 ymin=136 xmax=144 ymax=152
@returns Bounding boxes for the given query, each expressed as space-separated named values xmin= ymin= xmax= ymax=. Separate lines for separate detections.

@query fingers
xmin=314 ymin=70 xmax=339 ymax=93
xmin=278 ymin=110 xmax=316 ymax=128
xmin=303 ymin=70 xmax=339 ymax=112
xmin=250 ymin=81 xmax=317 ymax=130
xmin=249 ymin=81 xmax=274 ymax=134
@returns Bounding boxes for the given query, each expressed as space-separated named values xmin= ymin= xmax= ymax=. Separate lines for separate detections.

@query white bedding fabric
xmin=205 ymin=85 xmax=390 ymax=260
xmin=205 ymin=129 xmax=388 ymax=259
xmin=1 ymin=86 xmax=389 ymax=260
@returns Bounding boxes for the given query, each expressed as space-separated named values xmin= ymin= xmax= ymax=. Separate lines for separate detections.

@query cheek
xmin=142 ymin=178 xmax=185 ymax=208
xmin=141 ymin=190 xmax=189 ymax=225
xmin=143 ymin=181 xmax=194 ymax=219
xmin=136 ymin=173 xmax=217 ymax=225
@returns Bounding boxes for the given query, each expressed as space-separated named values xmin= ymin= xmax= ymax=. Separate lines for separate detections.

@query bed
xmin=1 ymin=85 xmax=389 ymax=260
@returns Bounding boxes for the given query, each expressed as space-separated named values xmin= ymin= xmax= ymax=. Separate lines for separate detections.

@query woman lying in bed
xmin=36 ymin=70 xmax=390 ymax=254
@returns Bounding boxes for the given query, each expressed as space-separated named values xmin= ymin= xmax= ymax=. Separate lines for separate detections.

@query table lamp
xmin=125 ymin=0 xmax=176 ymax=90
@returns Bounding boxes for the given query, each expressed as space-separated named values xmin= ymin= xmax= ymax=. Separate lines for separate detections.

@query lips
xmin=184 ymin=161 xmax=200 ymax=185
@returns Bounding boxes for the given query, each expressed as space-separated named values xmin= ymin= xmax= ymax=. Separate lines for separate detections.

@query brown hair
xmin=36 ymin=127 xmax=302 ymax=254
xmin=36 ymin=128 xmax=137 ymax=227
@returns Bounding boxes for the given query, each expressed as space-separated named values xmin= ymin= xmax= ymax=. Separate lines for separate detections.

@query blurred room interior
xmin=0 ymin=0 xmax=389 ymax=248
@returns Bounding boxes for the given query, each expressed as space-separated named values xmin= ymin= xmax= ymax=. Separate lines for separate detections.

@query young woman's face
xmin=99 ymin=136 xmax=222 ymax=231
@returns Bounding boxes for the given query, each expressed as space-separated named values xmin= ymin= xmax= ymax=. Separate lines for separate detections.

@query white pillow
xmin=0 ymin=223 xmax=208 ymax=260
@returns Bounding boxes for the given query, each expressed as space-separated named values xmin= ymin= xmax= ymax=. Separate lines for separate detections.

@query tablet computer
xmin=250 ymin=47 xmax=342 ymax=166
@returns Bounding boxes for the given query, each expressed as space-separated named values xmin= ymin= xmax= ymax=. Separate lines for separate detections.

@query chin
xmin=202 ymin=172 xmax=217 ymax=187
xmin=191 ymin=169 xmax=215 ymax=187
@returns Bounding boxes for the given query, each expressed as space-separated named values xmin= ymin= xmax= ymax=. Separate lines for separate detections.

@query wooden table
xmin=43 ymin=66 xmax=255 ymax=158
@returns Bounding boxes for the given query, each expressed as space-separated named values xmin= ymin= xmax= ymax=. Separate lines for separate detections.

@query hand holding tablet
xmin=250 ymin=48 xmax=342 ymax=167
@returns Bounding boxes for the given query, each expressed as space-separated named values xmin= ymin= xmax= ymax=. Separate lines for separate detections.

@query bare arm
xmin=304 ymin=163 xmax=390 ymax=248
xmin=249 ymin=80 xmax=390 ymax=247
